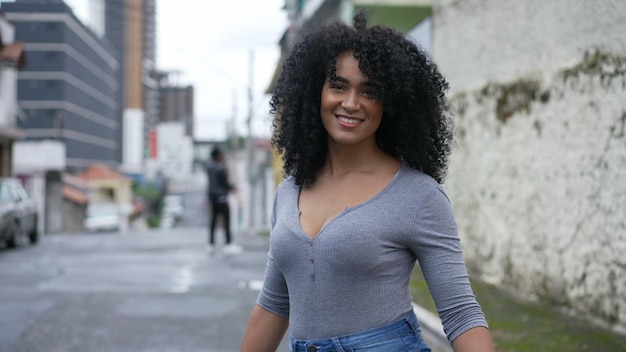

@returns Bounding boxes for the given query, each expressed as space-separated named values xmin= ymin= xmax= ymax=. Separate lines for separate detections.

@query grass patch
xmin=410 ymin=267 xmax=626 ymax=351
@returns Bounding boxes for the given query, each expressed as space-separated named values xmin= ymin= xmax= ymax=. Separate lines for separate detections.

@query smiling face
xmin=320 ymin=51 xmax=384 ymax=148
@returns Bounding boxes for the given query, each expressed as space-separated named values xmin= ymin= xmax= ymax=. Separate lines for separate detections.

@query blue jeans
xmin=289 ymin=311 xmax=432 ymax=351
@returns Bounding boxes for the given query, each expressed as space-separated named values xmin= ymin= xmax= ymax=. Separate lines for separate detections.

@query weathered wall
xmin=433 ymin=0 xmax=626 ymax=329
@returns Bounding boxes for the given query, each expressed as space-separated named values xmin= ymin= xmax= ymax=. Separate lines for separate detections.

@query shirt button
xmin=307 ymin=345 xmax=318 ymax=352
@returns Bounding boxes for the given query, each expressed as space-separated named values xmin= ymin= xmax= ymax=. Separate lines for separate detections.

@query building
xmin=104 ymin=0 xmax=158 ymax=175
xmin=155 ymin=70 xmax=194 ymax=138
xmin=2 ymin=0 xmax=120 ymax=172
xmin=0 ymin=11 xmax=27 ymax=177
xmin=76 ymin=163 xmax=134 ymax=232
xmin=145 ymin=121 xmax=192 ymax=181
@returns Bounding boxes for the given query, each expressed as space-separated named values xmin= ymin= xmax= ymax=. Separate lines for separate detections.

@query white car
xmin=84 ymin=203 xmax=120 ymax=232
xmin=162 ymin=195 xmax=184 ymax=220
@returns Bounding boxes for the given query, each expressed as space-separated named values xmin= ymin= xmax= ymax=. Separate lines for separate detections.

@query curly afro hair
xmin=270 ymin=10 xmax=454 ymax=186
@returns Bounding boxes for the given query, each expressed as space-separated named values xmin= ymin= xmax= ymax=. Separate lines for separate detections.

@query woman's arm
xmin=451 ymin=326 xmax=495 ymax=352
xmin=240 ymin=304 xmax=289 ymax=352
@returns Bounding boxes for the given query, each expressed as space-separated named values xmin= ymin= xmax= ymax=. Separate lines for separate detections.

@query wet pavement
xmin=0 ymin=227 xmax=286 ymax=352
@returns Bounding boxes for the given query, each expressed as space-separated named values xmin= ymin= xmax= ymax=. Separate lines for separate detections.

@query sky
xmin=59 ymin=0 xmax=288 ymax=141
xmin=155 ymin=1 xmax=287 ymax=141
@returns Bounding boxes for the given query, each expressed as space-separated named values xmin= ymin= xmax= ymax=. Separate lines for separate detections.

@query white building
xmin=145 ymin=121 xmax=193 ymax=181
xmin=13 ymin=140 xmax=66 ymax=235
xmin=0 ymin=12 xmax=26 ymax=177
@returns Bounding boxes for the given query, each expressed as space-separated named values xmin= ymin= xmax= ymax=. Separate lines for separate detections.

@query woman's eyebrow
xmin=329 ymin=76 xmax=349 ymax=83
xmin=330 ymin=76 xmax=376 ymax=86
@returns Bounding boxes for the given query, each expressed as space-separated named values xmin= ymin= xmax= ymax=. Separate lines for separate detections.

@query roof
xmin=62 ymin=186 xmax=89 ymax=204
xmin=76 ymin=164 xmax=131 ymax=182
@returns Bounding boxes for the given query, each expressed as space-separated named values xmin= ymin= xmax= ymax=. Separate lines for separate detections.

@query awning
xmin=0 ymin=41 xmax=26 ymax=69
xmin=0 ymin=127 xmax=27 ymax=140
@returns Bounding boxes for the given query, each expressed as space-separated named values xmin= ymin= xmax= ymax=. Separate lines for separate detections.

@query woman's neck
xmin=323 ymin=142 xmax=398 ymax=177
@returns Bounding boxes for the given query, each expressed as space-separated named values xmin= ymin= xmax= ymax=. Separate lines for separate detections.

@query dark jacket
xmin=206 ymin=161 xmax=233 ymax=203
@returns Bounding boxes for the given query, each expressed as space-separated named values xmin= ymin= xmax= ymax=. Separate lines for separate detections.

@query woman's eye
xmin=329 ymin=84 xmax=345 ymax=90
xmin=362 ymin=89 xmax=379 ymax=99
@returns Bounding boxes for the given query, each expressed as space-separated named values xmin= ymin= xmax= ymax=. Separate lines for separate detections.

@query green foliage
xmin=410 ymin=267 xmax=626 ymax=351
xmin=133 ymin=183 xmax=161 ymax=201
xmin=146 ymin=214 xmax=160 ymax=228
xmin=132 ymin=181 xmax=165 ymax=226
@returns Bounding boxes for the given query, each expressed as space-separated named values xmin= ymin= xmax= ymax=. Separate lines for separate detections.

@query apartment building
xmin=2 ymin=0 xmax=120 ymax=172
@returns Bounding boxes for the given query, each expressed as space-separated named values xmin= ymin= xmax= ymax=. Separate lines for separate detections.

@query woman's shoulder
xmin=397 ymin=163 xmax=441 ymax=189
xmin=392 ymin=165 xmax=454 ymax=216
xmin=275 ymin=176 xmax=299 ymax=195
xmin=393 ymin=163 xmax=451 ymax=202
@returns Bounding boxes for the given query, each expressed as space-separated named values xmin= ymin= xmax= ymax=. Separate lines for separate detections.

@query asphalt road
xmin=0 ymin=227 xmax=286 ymax=352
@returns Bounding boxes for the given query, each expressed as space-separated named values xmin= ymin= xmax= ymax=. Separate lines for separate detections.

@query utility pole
xmin=246 ymin=49 xmax=255 ymax=231
xmin=230 ymin=89 xmax=238 ymax=151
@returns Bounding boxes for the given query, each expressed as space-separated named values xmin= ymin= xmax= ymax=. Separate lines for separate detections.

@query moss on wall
xmin=562 ymin=50 xmax=626 ymax=87
xmin=450 ymin=50 xmax=626 ymax=126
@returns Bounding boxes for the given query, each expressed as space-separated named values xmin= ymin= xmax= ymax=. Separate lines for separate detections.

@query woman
xmin=241 ymin=10 xmax=495 ymax=352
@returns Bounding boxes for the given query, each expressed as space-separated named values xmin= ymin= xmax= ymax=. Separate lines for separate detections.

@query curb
xmin=412 ymin=303 xmax=453 ymax=351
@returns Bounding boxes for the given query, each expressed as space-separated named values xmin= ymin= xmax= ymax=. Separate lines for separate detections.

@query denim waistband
xmin=290 ymin=310 xmax=424 ymax=352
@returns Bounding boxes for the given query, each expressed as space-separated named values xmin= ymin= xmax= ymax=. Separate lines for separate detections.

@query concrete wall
xmin=433 ymin=0 xmax=626 ymax=329
xmin=13 ymin=140 xmax=66 ymax=173
xmin=62 ymin=198 xmax=87 ymax=232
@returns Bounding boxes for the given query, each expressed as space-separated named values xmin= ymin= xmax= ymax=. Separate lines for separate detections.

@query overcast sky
xmin=156 ymin=1 xmax=287 ymax=141
xmin=60 ymin=0 xmax=287 ymax=141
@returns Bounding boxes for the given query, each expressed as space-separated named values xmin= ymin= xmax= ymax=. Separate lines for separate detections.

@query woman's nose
xmin=341 ymin=90 xmax=360 ymax=110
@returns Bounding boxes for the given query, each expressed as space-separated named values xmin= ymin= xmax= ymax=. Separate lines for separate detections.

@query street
xmin=0 ymin=225 xmax=287 ymax=352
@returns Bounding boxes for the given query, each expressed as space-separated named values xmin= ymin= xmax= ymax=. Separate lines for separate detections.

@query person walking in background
xmin=240 ymin=10 xmax=495 ymax=352
xmin=206 ymin=147 xmax=242 ymax=254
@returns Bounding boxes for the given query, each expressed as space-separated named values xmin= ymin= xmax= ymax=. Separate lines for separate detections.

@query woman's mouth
xmin=336 ymin=115 xmax=362 ymax=127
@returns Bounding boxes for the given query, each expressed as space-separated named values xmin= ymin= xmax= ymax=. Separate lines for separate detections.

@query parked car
xmin=84 ymin=202 xmax=121 ymax=232
xmin=162 ymin=194 xmax=184 ymax=220
xmin=0 ymin=178 xmax=39 ymax=248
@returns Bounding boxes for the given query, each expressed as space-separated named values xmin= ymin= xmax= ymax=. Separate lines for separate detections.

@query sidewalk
xmin=412 ymin=303 xmax=453 ymax=352
xmin=410 ymin=268 xmax=626 ymax=351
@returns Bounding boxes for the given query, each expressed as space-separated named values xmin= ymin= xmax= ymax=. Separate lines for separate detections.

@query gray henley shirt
xmin=257 ymin=163 xmax=488 ymax=342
